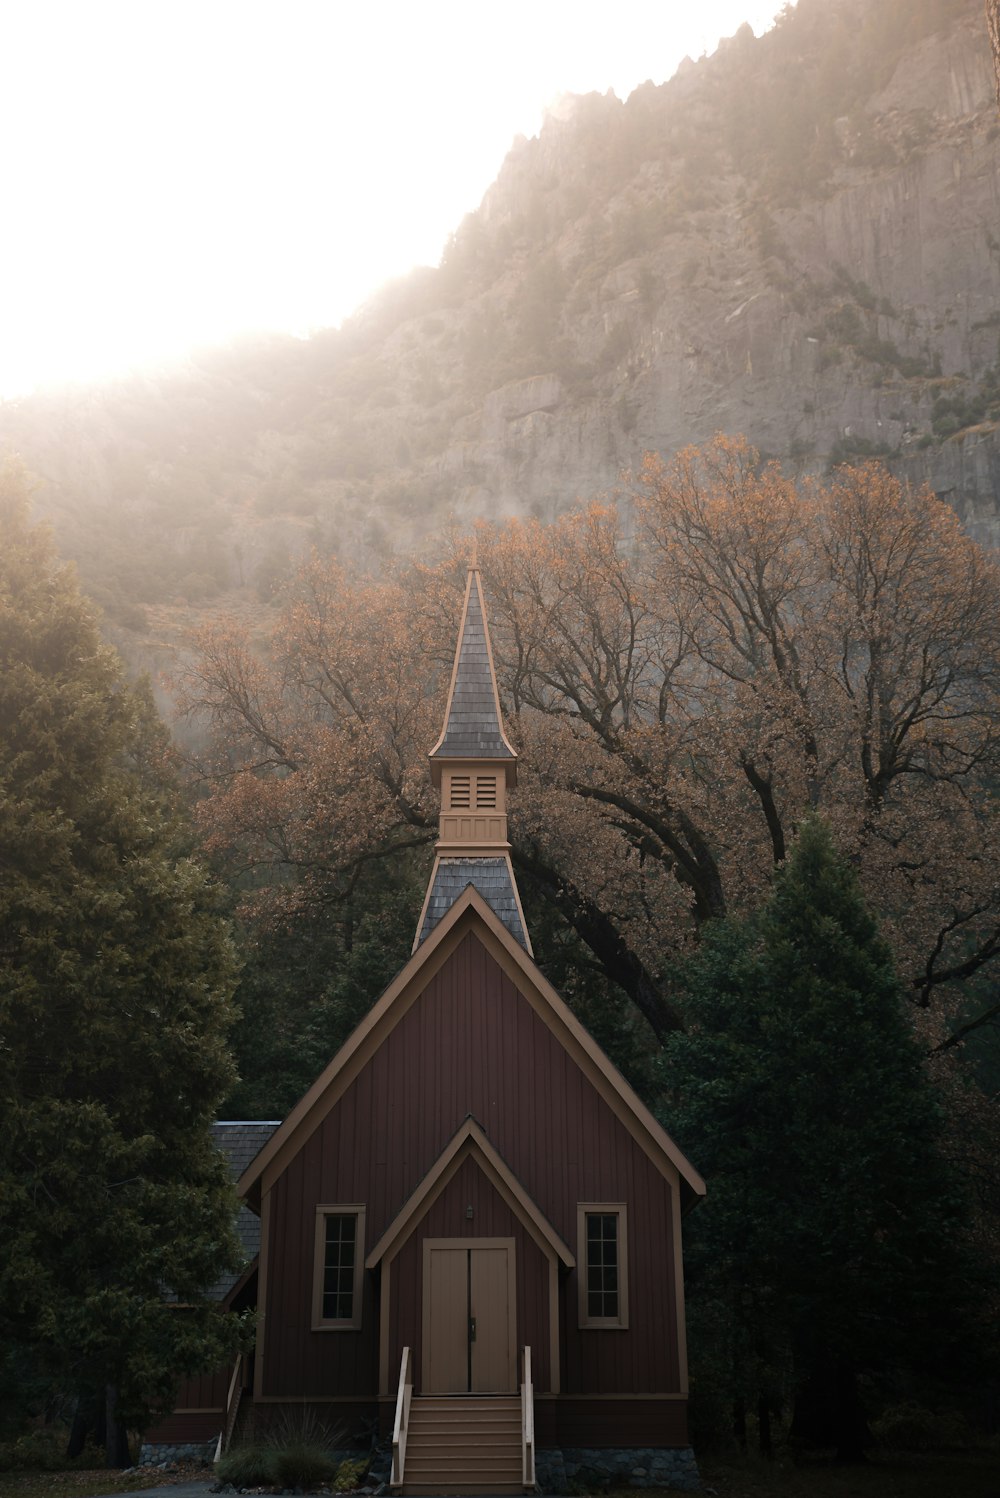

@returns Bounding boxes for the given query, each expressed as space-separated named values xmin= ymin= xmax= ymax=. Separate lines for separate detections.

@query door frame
xmin=421 ymin=1237 xmax=517 ymax=1393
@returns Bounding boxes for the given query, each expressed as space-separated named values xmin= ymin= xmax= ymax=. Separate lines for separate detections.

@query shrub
xmin=269 ymin=1438 xmax=336 ymax=1490
xmin=872 ymin=1401 xmax=971 ymax=1452
xmin=215 ymin=1442 xmax=274 ymax=1487
xmin=334 ymin=1456 xmax=368 ymax=1490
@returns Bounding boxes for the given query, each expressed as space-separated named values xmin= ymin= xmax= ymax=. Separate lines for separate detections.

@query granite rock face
xmin=1 ymin=0 xmax=997 ymax=638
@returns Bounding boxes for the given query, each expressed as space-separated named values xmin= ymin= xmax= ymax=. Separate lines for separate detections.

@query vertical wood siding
xmin=261 ymin=930 xmax=680 ymax=1401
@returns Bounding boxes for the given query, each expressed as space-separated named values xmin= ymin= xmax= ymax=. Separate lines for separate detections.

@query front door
xmin=422 ymin=1238 xmax=516 ymax=1393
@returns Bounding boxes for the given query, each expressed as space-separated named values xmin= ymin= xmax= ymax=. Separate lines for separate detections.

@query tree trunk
xmin=757 ymin=1394 xmax=773 ymax=1459
xmin=104 ymin=1385 xmax=131 ymax=1469
xmin=790 ymin=1359 xmax=871 ymax=1461
xmin=66 ymin=1392 xmax=96 ymax=1460
xmin=732 ymin=1395 xmax=747 ymax=1453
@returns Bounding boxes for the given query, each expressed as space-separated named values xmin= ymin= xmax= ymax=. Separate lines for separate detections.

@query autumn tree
xmin=0 ymin=470 xmax=244 ymax=1462
xmin=185 ymin=440 xmax=1000 ymax=1062
xmin=660 ymin=817 xmax=978 ymax=1459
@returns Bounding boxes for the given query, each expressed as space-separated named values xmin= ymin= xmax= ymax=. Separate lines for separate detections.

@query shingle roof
xmin=209 ymin=1121 xmax=280 ymax=1301
xmin=431 ymin=573 xmax=515 ymax=762
xmin=419 ymin=858 xmax=528 ymax=949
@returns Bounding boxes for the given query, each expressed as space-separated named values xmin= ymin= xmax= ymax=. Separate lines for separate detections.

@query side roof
xmin=210 ymin=1121 xmax=279 ymax=1300
xmin=238 ymin=890 xmax=704 ymax=1212
xmin=417 ymin=856 xmax=529 ymax=951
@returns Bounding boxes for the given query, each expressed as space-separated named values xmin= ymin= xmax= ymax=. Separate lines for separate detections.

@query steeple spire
xmin=414 ymin=564 xmax=531 ymax=954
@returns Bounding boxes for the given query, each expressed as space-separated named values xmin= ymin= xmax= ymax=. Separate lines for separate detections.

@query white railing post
xmin=521 ymin=1345 xmax=535 ymax=1489
xmin=390 ymin=1346 xmax=413 ymax=1489
xmin=217 ymin=1352 xmax=243 ymax=1460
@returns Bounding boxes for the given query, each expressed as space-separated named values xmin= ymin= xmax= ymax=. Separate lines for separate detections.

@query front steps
xmin=401 ymin=1394 xmax=524 ymax=1495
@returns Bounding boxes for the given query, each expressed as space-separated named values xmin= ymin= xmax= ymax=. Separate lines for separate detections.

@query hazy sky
xmin=2 ymin=1 xmax=788 ymax=397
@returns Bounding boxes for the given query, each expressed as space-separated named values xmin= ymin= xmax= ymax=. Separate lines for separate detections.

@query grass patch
xmin=0 ymin=1472 xmax=170 ymax=1498
xmin=696 ymin=1447 xmax=1000 ymax=1498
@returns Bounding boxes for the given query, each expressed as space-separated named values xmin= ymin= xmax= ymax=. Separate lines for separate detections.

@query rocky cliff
xmin=1 ymin=0 xmax=997 ymax=638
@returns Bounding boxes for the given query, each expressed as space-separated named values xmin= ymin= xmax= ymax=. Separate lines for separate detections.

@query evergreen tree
xmin=0 ymin=468 xmax=244 ymax=1461
xmin=662 ymin=816 xmax=975 ymax=1459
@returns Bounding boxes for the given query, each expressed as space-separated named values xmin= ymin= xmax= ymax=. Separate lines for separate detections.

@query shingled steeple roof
xmin=415 ymin=564 xmax=530 ymax=954
xmin=428 ymin=568 xmax=516 ymax=779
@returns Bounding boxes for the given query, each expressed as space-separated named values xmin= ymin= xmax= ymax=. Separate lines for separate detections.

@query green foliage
xmin=268 ymin=1439 xmax=337 ymax=1489
xmin=214 ymin=1442 xmax=274 ymax=1486
xmin=334 ymin=1456 xmax=369 ymax=1490
xmin=931 ymin=362 xmax=1000 ymax=437
xmin=871 ymin=1401 xmax=972 ymax=1452
xmin=662 ymin=817 xmax=979 ymax=1453
xmin=223 ymin=862 xmax=422 ymax=1120
xmin=0 ymin=469 xmax=244 ymax=1439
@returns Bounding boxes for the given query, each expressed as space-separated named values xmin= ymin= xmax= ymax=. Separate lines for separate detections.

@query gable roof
xmin=238 ymin=888 xmax=705 ymax=1213
xmin=428 ymin=568 xmax=516 ymax=771
xmin=366 ymin=1116 xmax=575 ymax=1269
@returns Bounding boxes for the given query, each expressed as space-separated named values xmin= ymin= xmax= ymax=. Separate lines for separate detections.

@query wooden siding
xmin=144 ymin=1362 xmax=229 ymax=1443
xmin=261 ymin=929 xmax=680 ymax=1401
xmin=389 ymin=1155 xmax=552 ymax=1392
xmin=535 ymin=1397 xmax=689 ymax=1448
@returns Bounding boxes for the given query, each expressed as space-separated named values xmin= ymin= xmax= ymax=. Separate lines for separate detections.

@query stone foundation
xmin=139 ymin=1438 xmax=219 ymax=1466
xmin=538 ymin=1445 xmax=700 ymax=1493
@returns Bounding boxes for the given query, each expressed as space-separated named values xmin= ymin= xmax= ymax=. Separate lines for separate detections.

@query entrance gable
xmin=366 ymin=1116 xmax=574 ymax=1272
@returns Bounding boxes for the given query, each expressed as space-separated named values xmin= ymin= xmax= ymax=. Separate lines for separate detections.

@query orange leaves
xmin=183 ymin=440 xmax=1000 ymax=1031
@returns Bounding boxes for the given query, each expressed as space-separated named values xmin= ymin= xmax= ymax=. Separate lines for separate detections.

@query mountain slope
xmin=0 ymin=0 xmax=997 ymax=648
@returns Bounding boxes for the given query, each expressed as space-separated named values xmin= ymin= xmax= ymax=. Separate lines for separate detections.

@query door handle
xmin=469 ymin=1316 xmax=477 ymax=1342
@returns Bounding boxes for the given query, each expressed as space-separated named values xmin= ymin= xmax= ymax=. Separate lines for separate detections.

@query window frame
xmin=577 ymin=1202 xmax=629 ymax=1330
xmin=312 ymin=1204 xmax=366 ymax=1331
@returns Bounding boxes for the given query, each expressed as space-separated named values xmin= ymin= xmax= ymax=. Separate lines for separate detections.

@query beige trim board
xmin=672 ymin=1182 xmax=689 ymax=1395
xmin=253 ymin=1188 xmax=272 ymax=1402
xmin=253 ymin=1393 xmax=379 ymax=1404
xmin=534 ymin=1392 xmax=689 ymax=1401
xmin=577 ymin=1203 xmax=629 ymax=1330
xmin=366 ymin=1118 xmax=573 ymax=1270
xmin=240 ymin=888 xmax=703 ymax=1215
xmin=311 ymin=1205 xmax=366 ymax=1331
xmin=173 ymin=1407 xmax=223 ymax=1414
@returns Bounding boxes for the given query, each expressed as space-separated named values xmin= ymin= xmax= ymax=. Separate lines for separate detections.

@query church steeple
xmin=414 ymin=565 xmax=531 ymax=954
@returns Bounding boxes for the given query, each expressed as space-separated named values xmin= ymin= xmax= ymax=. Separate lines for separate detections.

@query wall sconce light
xmin=466 ymin=1204 xmax=474 ymax=1219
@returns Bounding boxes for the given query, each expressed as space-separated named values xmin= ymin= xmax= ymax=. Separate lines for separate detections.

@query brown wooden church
xmin=147 ymin=567 xmax=704 ymax=1492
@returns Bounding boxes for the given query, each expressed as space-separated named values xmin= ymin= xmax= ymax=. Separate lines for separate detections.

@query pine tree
xmin=662 ymin=816 xmax=974 ymax=1458
xmin=0 ymin=468 xmax=244 ymax=1460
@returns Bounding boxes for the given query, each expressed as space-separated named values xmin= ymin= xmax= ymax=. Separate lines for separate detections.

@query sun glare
xmin=1 ymin=1 xmax=786 ymax=400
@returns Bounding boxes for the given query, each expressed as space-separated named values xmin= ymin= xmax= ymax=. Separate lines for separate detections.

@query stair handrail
xmin=390 ymin=1345 xmax=413 ymax=1488
xmin=521 ymin=1345 xmax=535 ymax=1489
xmin=217 ymin=1351 xmax=244 ymax=1461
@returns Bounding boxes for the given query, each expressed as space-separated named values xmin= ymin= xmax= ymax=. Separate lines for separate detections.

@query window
xmin=450 ymin=775 xmax=471 ymax=808
xmin=312 ymin=1205 xmax=366 ymax=1330
xmin=577 ymin=1203 xmax=628 ymax=1329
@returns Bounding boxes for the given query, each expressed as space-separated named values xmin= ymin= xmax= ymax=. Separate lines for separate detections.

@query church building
xmin=146 ymin=564 xmax=704 ymax=1493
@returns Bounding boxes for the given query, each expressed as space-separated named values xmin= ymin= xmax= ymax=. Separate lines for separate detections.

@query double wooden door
xmin=422 ymin=1238 xmax=516 ymax=1393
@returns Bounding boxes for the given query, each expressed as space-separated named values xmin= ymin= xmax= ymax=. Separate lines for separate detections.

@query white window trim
xmin=577 ymin=1202 xmax=629 ymax=1330
xmin=312 ymin=1204 xmax=366 ymax=1331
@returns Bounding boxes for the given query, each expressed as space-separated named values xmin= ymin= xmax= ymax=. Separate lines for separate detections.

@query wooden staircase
xmin=401 ymin=1395 xmax=524 ymax=1495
